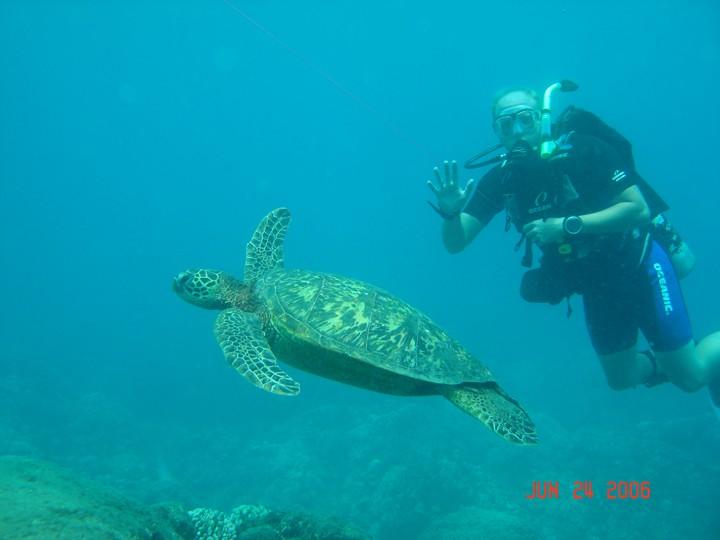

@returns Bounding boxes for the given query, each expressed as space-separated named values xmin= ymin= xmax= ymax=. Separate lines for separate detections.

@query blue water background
xmin=1 ymin=1 xmax=719 ymax=538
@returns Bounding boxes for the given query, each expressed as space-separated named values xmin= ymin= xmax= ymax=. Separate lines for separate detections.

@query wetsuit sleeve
xmin=568 ymin=134 xmax=642 ymax=205
xmin=462 ymin=166 xmax=505 ymax=223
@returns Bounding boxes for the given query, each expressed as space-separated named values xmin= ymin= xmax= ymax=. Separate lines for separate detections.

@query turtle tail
xmin=442 ymin=384 xmax=538 ymax=445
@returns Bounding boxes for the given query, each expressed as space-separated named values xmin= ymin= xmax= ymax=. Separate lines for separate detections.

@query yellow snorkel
xmin=540 ymin=80 xmax=579 ymax=159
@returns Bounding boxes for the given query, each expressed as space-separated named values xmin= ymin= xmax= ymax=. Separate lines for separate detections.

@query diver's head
xmin=491 ymin=89 xmax=542 ymax=150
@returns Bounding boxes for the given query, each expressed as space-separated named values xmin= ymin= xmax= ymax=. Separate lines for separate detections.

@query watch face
xmin=565 ymin=216 xmax=582 ymax=235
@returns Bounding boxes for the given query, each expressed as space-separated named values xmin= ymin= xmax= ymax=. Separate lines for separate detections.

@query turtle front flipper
xmin=443 ymin=384 xmax=538 ymax=445
xmin=244 ymin=207 xmax=291 ymax=285
xmin=214 ymin=308 xmax=300 ymax=396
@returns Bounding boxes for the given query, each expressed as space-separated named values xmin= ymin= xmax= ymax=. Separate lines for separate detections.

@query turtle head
xmin=173 ymin=269 xmax=246 ymax=310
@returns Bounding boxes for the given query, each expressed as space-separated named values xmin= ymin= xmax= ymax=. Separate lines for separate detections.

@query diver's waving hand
xmin=427 ymin=160 xmax=476 ymax=219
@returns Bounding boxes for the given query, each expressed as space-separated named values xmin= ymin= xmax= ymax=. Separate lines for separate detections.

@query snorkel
xmin=539 ymin=79 xmax=579 ymax=159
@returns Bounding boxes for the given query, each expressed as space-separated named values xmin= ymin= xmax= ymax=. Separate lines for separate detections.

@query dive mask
xmin=492 ymin=107 xmax=540 ymax=138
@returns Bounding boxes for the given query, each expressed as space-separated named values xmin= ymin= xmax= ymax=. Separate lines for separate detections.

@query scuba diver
xmin=427 ymin=82 xmax=720 ymax=406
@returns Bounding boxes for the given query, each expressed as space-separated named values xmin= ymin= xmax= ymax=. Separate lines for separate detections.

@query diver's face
xmin=493 ymin=91 xmax=541 ymax=150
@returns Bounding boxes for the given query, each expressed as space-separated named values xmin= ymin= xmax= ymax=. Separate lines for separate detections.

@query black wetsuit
xmin=463 ymin=133 xmax=693 ymax=354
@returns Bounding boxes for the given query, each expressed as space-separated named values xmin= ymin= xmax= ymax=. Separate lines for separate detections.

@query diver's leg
xmin=699 ymin=333 xmax=720 ymax=406
xmin=696 ymin=332 xmax=720 ymax=386
xmin=653 ymin=341 xmax=703 ymax=392
xmin=654 ymin=335 xmax=720 ymax=398
xmin=597 ymin=347 xmax=655 ymax=390
xmin=639 ymin=241 xmax=711 ymax=393
xmin=582 ymin=271 xmax=647 ymax=390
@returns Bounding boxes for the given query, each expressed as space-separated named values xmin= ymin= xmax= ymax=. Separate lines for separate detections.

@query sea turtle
xmin=173 ymin=208 xmax=537 ymax=445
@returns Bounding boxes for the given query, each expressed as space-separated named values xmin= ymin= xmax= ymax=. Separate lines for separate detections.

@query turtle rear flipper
xmin=443 ymin=384 xmax=538 ymax=445
xmin=244 ymin=207 xmax=291 ymax=285
xmin=214 ymin=308 xmax=300 ymax=396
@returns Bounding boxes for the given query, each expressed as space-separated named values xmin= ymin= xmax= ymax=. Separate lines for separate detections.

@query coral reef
xmin=189 ymin=504 xmax=370 ymax=540
xmin=0 ymin=455 xmax=371 ymax=540
xmin=2 ymin=364 xmax=719 ymax=540
xmin=0 ymin=455 xmax=195 ymax=539
xmin=418 ymin=506 xmax=535 ymax=540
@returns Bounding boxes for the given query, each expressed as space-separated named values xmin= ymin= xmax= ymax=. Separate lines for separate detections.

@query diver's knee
xmin=669 ymin=375 xmax=704 ymax=393
xmin=655 ymin=344 xmax=704 ymax=392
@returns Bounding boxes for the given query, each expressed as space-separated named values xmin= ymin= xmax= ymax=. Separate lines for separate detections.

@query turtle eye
xmin=175 ymin=273 xmax=191 ymax=290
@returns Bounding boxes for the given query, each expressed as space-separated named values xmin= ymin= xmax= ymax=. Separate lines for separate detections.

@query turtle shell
xmin=255 ymin=269 xmax=494 ymax=385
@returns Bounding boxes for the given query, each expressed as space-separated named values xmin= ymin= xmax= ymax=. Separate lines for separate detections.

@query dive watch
xmin=563 ymin=215 xmax=584 ymax=236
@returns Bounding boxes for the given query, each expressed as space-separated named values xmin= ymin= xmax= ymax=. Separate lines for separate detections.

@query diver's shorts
xmin=583 ymin=241 xmax=693 ymax=355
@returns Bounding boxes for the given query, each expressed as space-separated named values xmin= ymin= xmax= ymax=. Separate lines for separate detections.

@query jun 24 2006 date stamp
xmin=526 ymin=481 xmax=652 ymax=500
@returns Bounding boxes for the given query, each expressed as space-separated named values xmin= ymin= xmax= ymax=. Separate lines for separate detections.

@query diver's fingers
xmin=433 ymin=166 xmax=444 ymax=187
xmin=451 ymin=160 xmax=458 ymax=184
xmin=463 ymin=177 xmax=476 ymax=195
xmin=426 ymin=180 xmax=440 ymax=195
xmin=443 ymin=160 xmax=453 ymax=187
xmin=522 ymin=220 xmax=538 ymax=239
